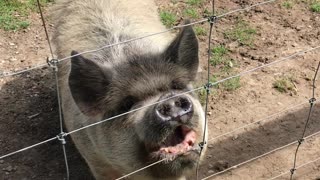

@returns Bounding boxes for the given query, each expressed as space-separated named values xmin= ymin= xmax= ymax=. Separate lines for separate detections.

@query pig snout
xmin=155 ymin=95 xmax=193 ymax=123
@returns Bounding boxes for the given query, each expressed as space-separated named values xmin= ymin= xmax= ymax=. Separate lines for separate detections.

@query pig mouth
xmin=149 ymin=126 xmax=199 ymax=161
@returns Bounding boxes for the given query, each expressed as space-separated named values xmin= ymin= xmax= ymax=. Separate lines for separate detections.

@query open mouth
xmin=150 ymin=126 xmax=198 ymax=161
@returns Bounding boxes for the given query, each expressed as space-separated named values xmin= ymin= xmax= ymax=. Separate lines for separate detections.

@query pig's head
xmin=68 ymin=25 xmax=206 ymax=178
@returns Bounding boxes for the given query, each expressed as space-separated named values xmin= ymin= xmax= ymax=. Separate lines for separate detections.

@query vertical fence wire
xmin=196 ymin=0 xmax=216 ymax=179
xmin=36 ymin=1 xmax=70 ymax=179
xmin=289 ymin=61 xmax=320 ymax=180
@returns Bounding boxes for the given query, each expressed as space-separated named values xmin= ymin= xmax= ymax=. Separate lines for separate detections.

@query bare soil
xmin=0 ymin=0 xmax=320 ymax=180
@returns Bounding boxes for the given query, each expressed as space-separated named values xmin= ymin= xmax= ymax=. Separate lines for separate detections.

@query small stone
xmin=10 ymin=57 xmax=17 ymax=62
xmin=208 ymin=170 xmax=215 ymax=174
xmin=208 ymin=163 xmax=214 ymax=168
xmin=207 ymin=112 xmax=212 ymax=116
xmin=9 ymin=42 xmax=15 ymax=46
xmin=228 ymin=61 xmax=233 ymax=68
xmin=3 ymin=165 xmax=13 ymax=172
xmin=295 ymin=26 xmax=303 ymax=31
xmin=213 ymin=160 xmax=229 ymax=171
xmin=253 ymin=6 xmax=263 ymax=13
xmin=0 ymin=160 xmax=4 ymax=164
xmin=207 ymin=144 xmax=213 ymax=148
xmin=232 ymin=135 xmax=238 ymax=141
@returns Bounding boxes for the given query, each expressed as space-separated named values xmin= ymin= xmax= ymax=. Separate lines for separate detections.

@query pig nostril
xmin=174 ymin=100 xmax=181 ymax=107
xmin=179 ymin=98 xmax=191 ymax=111
xmin=157 ymin=104 xmax=171 ymax=117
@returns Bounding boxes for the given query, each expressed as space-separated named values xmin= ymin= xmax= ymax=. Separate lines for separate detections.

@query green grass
xmin=160 ymin=11 xmax=177 ymax=28
xmin=210 ymin=45 xmax=228 ymax=66
xmin=0 ymin=0 xmax=51 ymax=31
xmin=273 ymin=77 xmax=295 ymax=93
xmin=198 ymin=89 xmax=207 ymax=105
xmin=194 ymin=26 xmax=206 ymax=36
xmin=224 ymin=20 xmax=257 ymax=46
xmin=184 ymin=8 xmax=199 ymax=18
xmin=282 ymin=1 xmax=294 ymax=8
xmin=223 ymin=77 xmax=241 ymax=91
xmin=210 ymin=45 xmax=241 ymax=92
xmin=171 ymin=0 xmax=179 ymax=4
xmin=198 ymin=77 xmax=219 ymax=105
xmin=186 ymin=0 xmax=203 ymax=6
xmin=311 ymin=2 xmax=320 ymax=12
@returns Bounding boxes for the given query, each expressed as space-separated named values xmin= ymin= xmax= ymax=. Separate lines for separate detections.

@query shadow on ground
xmin=0 ymin=68 xmax=94 ymax=180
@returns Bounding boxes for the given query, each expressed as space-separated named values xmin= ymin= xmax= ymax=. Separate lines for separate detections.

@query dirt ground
xmin=0 ymin=0 xmax=320 ymax=179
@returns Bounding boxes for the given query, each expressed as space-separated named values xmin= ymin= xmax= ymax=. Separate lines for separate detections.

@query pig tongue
xmin=159 ymin=130 xmax=196 ymax=155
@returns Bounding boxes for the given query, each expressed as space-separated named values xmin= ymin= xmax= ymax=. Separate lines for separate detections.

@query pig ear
xmin=68 ymin=51 xmax=112 ymax=116
xmin=164 ymin=20 xmax=199 ymax=80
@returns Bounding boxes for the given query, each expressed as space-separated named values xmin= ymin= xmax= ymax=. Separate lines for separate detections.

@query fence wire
xmin=0 ymin=0 xmax=277 ymax=79
xmin=202 ymin=130 xmax=320 ymax=180
xmin=1 ymin=0 xmax=320 ymax=179
xmin=289 ymin=61 xmax=320 ymax=180
xmin=197 ymin=0 xmax=216 ymax=179
xmin=202 ymin=61 xmax=320 ymax=180
xmin=269 ymin=155 xmax=320 ymax=180
xmin=35 ymin=0 xmax=70 ymax=179
xmin=208 ymin=100 xmax=311 ymax=143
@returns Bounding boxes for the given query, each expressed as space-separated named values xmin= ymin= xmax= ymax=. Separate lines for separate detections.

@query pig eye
xmin=171 ymin=80 xmax=185 ymax=90
xmin=121 ymin=96 xmax=137 ymax=111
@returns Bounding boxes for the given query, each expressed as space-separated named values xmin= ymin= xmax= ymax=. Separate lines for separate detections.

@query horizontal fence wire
xmin=0 ymin=0 xmax=277 ymax=79
xmin=0 ymin=63 xmax=48 ymax=78
xmin=208 ymin=100 xmax=310 ymax=143
xmin=115 ymin=159 xmax=168 ymax=180
xmin=0 ymin=137 xmax=58 ymax=159
xmin=202 ymin=130 xmax=320 ymax=180
xmin=268 ymin=156 xmax=320 ymax=180
xmin=0 ymin=45 xmax=319 ymax=160
xmin=65 ymin=87 xmax=203 ymax=135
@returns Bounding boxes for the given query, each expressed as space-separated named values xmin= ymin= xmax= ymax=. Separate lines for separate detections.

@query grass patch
xmin=210 ymin=45 xmax=228 ymax=66
xmin=184 ymin=8 xmax=199 ymax=18
xmin=159 ymin=11 xmax=177 ymax=28
xmin=194 ymin=26 xmax=206 ymax=36
xmin=210 ymin=45 xmax=241 ymax=92
xmin=171 ymin=0 xmax=179 ymax=4
xmin=0 ymin=0 xmax=51 ymax=31
xmin=186 ymin=0 xmax=203 ymax=6
xmin=198 ymin=78 xmax=219 ymax=105
xmin=311 ymin=2 xmax=320 ymax=12
xmin=282 ymin=1 xmax=294 ymax=8
xmin=273 ymin=77 xmax=295 ymax=93
xmin=198 ymin=89 xmax=207 ymax=106
xmin=222 ymin=77 xmax=241 ymax=91
xmin=224 ymin=20 xmax=257 ymax=46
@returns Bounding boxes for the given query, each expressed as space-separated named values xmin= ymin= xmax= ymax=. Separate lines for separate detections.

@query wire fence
xmin=202 ymin=129 xmax=320 ymax=180
xmin=0 ymin=0 xmax=320 ymax=179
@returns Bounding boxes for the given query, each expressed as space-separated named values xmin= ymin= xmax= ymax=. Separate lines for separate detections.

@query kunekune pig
xmin=51 ymin=0 xmax=207 ymax=179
